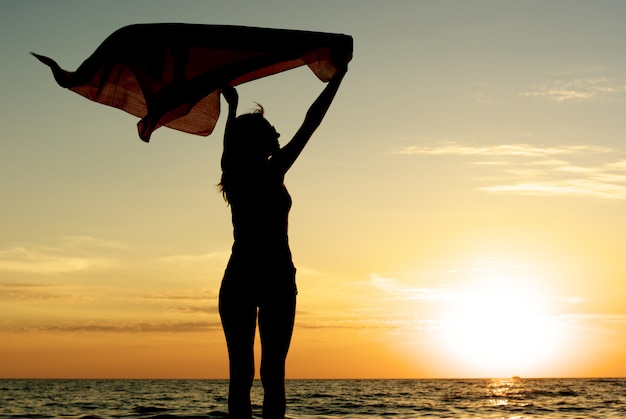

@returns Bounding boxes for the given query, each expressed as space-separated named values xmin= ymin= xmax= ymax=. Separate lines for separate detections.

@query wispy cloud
xmin=558 ymin=313 xmax=626 ymax=324
xmin=140 ymin=289 xmax=217 ymax=302
xmin=58 ymin=236 xmax=129 ymax=250
xmin=0 ymin=236 xmax=127 ymax=274
xmin=138 ymin=289 xmax=218 ymax=315
xmin=521 ymin=78 xmax=626 ymax=102
xmin=397 ymin=142 xmax=609 ymax=156
xmin=0 ymin=283 xmax=69 ymax=302
xmin=297 ymin=271 xmax=587 ymax=335
xmin=370 ymin=272 xmax=584 ymax=306
xmin=171 ymin=305 xmax=216 ymax=314
xmin=157 ymin=251 xmax=229 ymax=271
xmin=481 ymin=157 xmax=626 ymax=200
xmin=297 ymin=315 xmax=438 ymax=331
xmin=481 ymin=179 xmax=626 ymax=200
xmin=370 ymin=274 xmax=451 ymax=302
xmin=6 ymin=320 xmax=222 ymax=334
xmin=0 ymin=246 xmax=113 ymax=274
xmin=399 ymin=141 xmax=626 ymax=200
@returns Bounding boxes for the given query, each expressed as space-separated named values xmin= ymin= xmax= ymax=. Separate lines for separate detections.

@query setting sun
xmin=440 ymin=272 xmax=564 ymax=377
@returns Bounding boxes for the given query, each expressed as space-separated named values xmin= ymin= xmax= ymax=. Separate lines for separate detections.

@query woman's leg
xmin=258 ymin=293 xmax=296 ymax=419
xmin=219 ymin=285 xmax=257 ymax=419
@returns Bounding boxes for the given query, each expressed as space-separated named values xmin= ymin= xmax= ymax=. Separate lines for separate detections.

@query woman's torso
xmin=228 ymin=172 xmax=293 ymax=267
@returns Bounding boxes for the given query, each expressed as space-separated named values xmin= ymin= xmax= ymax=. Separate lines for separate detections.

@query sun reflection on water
xmin=485 ymin=377 xmax=526 ymax=407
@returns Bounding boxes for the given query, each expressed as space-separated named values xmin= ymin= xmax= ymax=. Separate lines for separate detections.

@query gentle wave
xmin=1 ymin=379 xmax=626 ymax=419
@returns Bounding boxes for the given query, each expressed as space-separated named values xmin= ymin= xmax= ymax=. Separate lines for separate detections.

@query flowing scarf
xmin=33 ymin=23 xmax=353 ymax=141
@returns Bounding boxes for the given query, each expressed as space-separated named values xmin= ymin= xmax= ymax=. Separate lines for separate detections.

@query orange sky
xmin=2 ymin=1 xmax=626 ymax=378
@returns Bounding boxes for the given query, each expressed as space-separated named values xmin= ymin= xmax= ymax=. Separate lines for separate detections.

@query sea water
xmin=1 ymin=378 xmax=625 ymax=418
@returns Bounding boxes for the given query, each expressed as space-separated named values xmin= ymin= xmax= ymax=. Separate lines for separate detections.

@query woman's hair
xmin=218 ymin=105 xmax=268 ymax=203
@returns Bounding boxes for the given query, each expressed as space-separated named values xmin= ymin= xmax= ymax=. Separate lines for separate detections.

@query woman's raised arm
xmin=222 ymin=85 xmax=239 ymax=147
xmin=272 ymin=68 xmax=347 ymax=174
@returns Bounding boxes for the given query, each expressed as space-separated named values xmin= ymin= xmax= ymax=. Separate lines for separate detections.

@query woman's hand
xmin=222 ymin=85 xmax=238 ymax=106
xmin=330 ymin=63 xmax=347 ymax=83
xmin=330 ymin=44 xmax=350 ymax=79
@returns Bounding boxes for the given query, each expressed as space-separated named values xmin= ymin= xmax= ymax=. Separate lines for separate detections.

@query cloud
xmin=521 ymin=78 xmax=626 ymax=102
xmin=137 ymin=289 xmax=218 ymax=315
xmin=296 ymin=270 xmax=590 ymax=334
xmin=397 ymin=142 xmax=610 ymax=157
xmin=140 ymin=289 xmax=217 ymax=302
xmin=135 ymin=289 xmax=218 ymax=316
xmin=58 ymin=236 xmax=129 ymax=250
xmin=558 ymin=313 xmax=626 ymax=324
xmin=370 ymin=271 xmax=584 ymax=307
xmin=547 ymin=296 xmax=585 ymax=305
xmin=481 ymin=158 xmax=626 ymax=200
xmin=399 ymin=141 xmax=626 ymax=200
xmin=297 ymin=316 xmax=437 ymax=331
xmin=157 ymin=251 xmax=229 ymax=271
xmin=0 ymin=246 xmax=113 ymax=274
xmin=296 ymin=304 xmax=441 ymax=332
xmin=0 ymin=236 xmax=127 ymax=274
xmin=370 ymin=274 xmax=451 ymax=302
xmin=480 ymin=180 xmax=626 ymax=200
xmin=7 ymin=320 xmax=222 ymax=334
xmin=0 ymin=283 xmax=68 ymax=302
xmin=171 ymin=305 xmax=217 ymax=314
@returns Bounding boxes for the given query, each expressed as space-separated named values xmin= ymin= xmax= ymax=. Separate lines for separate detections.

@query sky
xmin=2 ymin=0 xmax=626 ymax=379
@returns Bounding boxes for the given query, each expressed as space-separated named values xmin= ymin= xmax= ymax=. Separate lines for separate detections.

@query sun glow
xmin=440 ymin=272 xmax=564 ymax=377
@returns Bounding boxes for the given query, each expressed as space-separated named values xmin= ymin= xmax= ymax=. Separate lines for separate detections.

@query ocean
xmin=1 ymin=378 xmax=625 ymax=418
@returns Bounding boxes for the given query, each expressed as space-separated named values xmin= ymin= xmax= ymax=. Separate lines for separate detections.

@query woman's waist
xmin=224 ymin=249 xmax=296 ymax=279
xmin=231 ymin=233 xmax=290 ymax=247
xmin=231 ymin=241 xmax=292 ymax=259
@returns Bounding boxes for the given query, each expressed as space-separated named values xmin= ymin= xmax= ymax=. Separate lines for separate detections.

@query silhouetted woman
xmin=218 ymin=67 xmax=346 ymax=419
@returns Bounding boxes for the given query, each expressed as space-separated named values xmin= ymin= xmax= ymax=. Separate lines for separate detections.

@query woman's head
xmin=219 ymin=105 xmax=281 ymax=201
xmin=227 ymin=105 xmax=280 ymax=160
